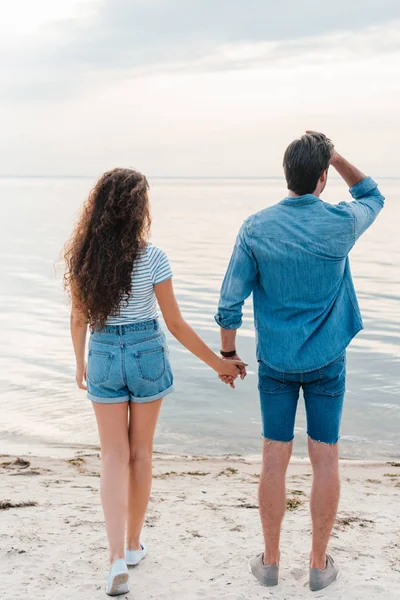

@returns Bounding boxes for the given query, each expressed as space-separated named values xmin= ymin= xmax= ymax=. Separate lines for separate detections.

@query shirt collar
xmin=280 ymin=194 xmax=320 ymax=206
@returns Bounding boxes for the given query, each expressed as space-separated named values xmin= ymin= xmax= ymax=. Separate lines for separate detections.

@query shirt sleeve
xmin=214 ymin=220 xmax=258 ymax=330
xmin=338 ymin=176 xmax=385 ymax=242
xmin=148 ymin=247 xmax=173 ymax=285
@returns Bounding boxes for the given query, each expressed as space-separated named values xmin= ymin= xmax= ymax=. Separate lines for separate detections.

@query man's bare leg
xmin=308 ymin=438 xmax=340 ymax=569
xmin=259 ymin=439 xmax=293 ymax=565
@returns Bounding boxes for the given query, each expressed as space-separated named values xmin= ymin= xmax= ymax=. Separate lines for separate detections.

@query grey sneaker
xmin=248 ymin=553 xmax=279 ymax=586
xmin=309 ymin=555 xmax=339 ymax=592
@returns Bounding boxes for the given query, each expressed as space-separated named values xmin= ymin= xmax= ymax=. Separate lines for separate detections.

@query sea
xmin=0 ymin=176 xmax=399 ymax=459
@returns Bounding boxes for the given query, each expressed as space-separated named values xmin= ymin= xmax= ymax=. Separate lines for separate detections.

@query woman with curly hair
xmin=64 ymin=168 xmax=245 ymax=596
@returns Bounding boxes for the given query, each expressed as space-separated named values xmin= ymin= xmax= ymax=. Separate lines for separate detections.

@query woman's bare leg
xmin=92 ymin=401 xmax=130 ymax=564
xmin=126 ymin=399 xmax=163 ymax=550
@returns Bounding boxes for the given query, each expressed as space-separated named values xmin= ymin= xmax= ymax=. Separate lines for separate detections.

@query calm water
xmin=0 ymin=177 xmax=399 ymax=459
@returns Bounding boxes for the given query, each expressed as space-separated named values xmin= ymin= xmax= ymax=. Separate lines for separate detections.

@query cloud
xmin=2 ymin=0 xmax=400 ymax=102
xmin=1 ymin=0 xmax=400 ymax=177
xmin=40 ymin=0 xmax=400 ymax=69
xmin=142 ymin=23 xmax=400 ymax=75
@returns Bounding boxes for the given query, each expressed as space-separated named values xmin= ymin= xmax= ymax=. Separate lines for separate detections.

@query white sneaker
xmin=106 ymin=558 xmax=129 ymax=596
xmin=125 ymin=543 xmax=148 ymax=566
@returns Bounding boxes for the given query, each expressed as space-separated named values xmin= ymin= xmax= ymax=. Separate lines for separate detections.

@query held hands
xmin=218 ymin=354 xmax=247 ymax=389
xmin=76 ymin=361 xmax=87 ymax=390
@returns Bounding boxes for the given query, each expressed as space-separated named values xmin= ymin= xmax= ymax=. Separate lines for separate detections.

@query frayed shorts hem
xmin=261 ymin=433 xmax=295 ymax=443
xmin=308 ymin=433 xmax=340 ymax=445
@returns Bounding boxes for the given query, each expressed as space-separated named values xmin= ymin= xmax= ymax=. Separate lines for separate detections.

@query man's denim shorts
xmin=87 ymin=320 xmax=174 ymax=404
xmin=258 ymin=352 xmax=346 ymax=444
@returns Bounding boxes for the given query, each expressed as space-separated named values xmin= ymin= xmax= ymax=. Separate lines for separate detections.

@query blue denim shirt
xmin=215 ymin=177 xmax=384 ymax=372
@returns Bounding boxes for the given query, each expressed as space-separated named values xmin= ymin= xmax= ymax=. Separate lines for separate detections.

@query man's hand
xmin=329 ymin=148 xmax=339 ymax=166
xmin=305 ymin=130 xmax=335 ymax=162
xmin=219 ymin=353 xmax=247 ymax=389
xmin=306 ymin=131 xmax=366 ymax=187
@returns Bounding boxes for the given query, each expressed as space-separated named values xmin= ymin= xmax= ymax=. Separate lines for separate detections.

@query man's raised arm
xmin=330 ymin=151 xmax=366 ymax=188
xmin=306 ymin=131 xmax=384 ymax=239
xmin=331 ymin=151 xmax=385 ymax=240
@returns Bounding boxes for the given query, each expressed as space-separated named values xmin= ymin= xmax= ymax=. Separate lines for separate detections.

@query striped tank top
xmin=106 ymin=243 xmax=172 ymax=325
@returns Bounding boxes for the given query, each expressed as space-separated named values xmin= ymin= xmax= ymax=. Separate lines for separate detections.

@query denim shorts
xmin=258 ymin=353 xmax=346 ymax=444
xmin=87 ymin=320 xmax=174 ymax=404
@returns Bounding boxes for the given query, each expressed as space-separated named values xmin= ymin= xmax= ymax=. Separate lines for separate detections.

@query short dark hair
xmin=283 ymin=133 xmax=333 ymax=195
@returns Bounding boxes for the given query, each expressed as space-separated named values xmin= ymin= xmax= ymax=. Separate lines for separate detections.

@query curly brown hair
xmin=64 ymin=168 xmax=151 ymax=330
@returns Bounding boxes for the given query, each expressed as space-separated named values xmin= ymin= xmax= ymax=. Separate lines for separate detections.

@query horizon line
xmin=0 ymin=174 xmax=399 ymax=181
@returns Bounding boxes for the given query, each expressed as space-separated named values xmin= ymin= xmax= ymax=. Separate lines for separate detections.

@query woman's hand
xmin=76 ymin=361 xmax=87 ymax=390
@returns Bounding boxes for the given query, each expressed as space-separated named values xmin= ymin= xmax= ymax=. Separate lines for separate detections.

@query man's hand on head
xmin=306 ymin=130 xmax=336 ymax=163
xmin=305 ymin=130 xmax=331 ymax=143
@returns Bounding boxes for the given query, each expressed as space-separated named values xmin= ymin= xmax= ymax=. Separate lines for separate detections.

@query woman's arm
xmin=70 ymin=285 xmax=88 ymax=390
xmin=155 ymin=278 xmax=245 ymax=381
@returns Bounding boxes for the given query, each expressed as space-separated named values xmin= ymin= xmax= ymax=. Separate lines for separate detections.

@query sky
xmin=1 ymin=0 xmax=400 ymax=176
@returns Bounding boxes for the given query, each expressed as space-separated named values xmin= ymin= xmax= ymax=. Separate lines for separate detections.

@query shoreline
xmin=1 ymin=450 xmax=399 ymax=599
xmin=1 ymin=434 xmax=399 ymax=464
xmin=2 ymin=447 xmax=400 ymax=468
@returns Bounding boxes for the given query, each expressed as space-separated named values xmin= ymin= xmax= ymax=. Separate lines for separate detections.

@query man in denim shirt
xmin=215 ymin=132 xmax=384 ymax=591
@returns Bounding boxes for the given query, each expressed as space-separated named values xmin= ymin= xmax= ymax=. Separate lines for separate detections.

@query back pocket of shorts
xmin=258 ymin=360 xmax=287 ymax=393
xmin=87 ymin=350 xmax=113 ymax=385
xmin=135 ymin=347 xmax=166 ymax=382
xmin=317 ymin=354 xmax=346 ymax=396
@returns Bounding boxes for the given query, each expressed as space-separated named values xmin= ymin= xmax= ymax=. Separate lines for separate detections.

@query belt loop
xmin=119 ymin=325 xmax=122 ymax=336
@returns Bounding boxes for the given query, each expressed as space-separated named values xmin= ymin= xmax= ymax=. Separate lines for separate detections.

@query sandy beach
xmin=1 ymin=452 xmax=399 ymax=600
